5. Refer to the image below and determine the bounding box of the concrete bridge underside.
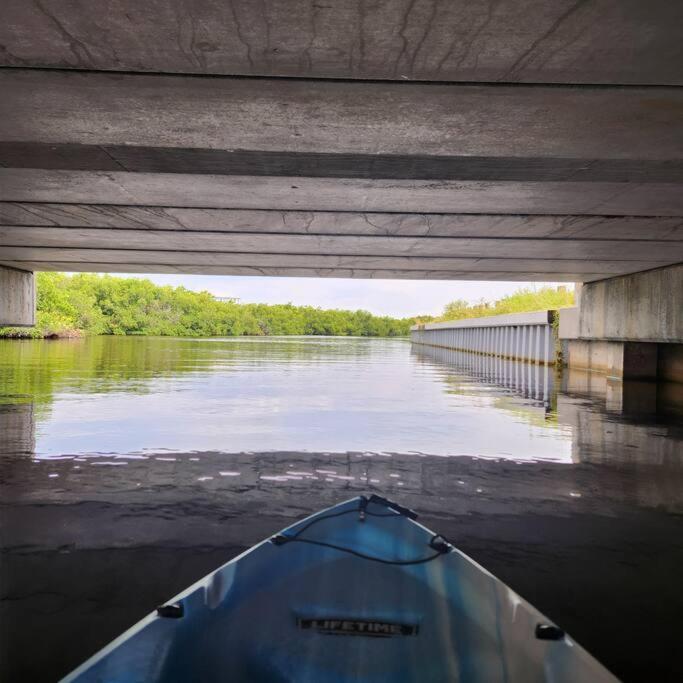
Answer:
[0,0,682,289]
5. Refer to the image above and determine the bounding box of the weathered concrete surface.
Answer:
[558,307,580,340]
[562,269,683,379]
[6,142,683,184]
[562,339,657,380]
[0,265,34,327]
[0,5,681,284]
[563,340,676,381]
[0,261,609,282]
[0,248,664,275]
[3,70,683,160]
[2,227,680,262]
[2,205,682,241]
[2,0,682,85]
[3,170,683,218]
[578,264,683,342]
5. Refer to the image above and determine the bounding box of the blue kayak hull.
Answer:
[62,496,618,682]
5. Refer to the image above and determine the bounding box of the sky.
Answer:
[116,274,571,318]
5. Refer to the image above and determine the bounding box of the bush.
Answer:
[439,286,575,322]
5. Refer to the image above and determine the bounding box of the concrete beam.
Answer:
[0,261,606,282]
[1,227,680,262]
[5,248,651,273]
[2,142,683,184]
[0,249,663,276]
[3,70,682,161]
[2,0,681,85]
[0,265,35,327]
[2,170,682,217]
[1,205,682,241]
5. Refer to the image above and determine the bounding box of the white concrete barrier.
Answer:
[411,310,556,365]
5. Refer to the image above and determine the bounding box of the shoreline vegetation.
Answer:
[434,286,574,322]
[0,273,574,340]
[0,273,414,339]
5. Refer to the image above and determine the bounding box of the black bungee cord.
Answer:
[270,495,453,565]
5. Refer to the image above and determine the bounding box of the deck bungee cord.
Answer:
[270,494,454,565]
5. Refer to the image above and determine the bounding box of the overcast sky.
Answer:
[116,274,571,318]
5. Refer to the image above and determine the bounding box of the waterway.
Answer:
[1,336,682,681]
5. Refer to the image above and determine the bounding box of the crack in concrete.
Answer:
[229,0,255,70]
[33,0,98,67]
[501,0,590,80]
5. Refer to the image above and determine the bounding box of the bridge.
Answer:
[0,0,681,371]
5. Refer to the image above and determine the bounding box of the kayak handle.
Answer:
[428,535,453,554]
[157,603,184,619]
[367,494,418,520]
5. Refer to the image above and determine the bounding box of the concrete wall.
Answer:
[413,310,553,331]
[411,310,556,364]
[659,345,683,384]
[0,265,35,326]
[578,264,682,342]
[558,307,579,340]
[562,340,659,380]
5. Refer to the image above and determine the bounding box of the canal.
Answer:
[1,336,682,682]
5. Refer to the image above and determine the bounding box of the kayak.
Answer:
[62,495,618,682]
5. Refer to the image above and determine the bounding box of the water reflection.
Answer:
[1,337,575,460]
[1,337,682,682]
[411,343,554,408]
[412,343,683,468]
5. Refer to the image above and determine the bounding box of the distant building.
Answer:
[213,295,240,303]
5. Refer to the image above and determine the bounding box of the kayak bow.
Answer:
[62,495,618,682]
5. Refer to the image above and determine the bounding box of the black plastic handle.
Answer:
[368,494,418,520]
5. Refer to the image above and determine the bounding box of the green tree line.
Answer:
[0,273,415,339]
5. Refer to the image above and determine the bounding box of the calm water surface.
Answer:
[1,336,682,681]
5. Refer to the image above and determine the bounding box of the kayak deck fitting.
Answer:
[62,495,618,682]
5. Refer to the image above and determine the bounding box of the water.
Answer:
[1,336,681,682]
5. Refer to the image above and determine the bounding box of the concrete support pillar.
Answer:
[560,264,682,381]
[0,265,35,326]
[658,345,683,383]
[564,340,659,380]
